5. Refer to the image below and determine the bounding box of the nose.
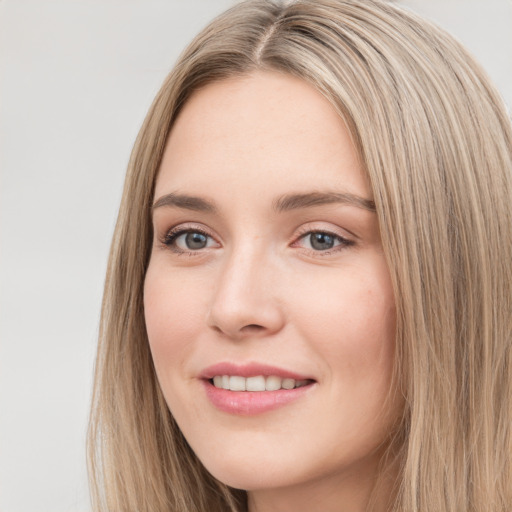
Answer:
[206,247,285,341]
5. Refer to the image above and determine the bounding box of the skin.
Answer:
[144,71,401,512]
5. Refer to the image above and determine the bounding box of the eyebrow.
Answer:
[152,193,217,213]
[272,191,376,213]
[152,191,376,214]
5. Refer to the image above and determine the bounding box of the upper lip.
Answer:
[199,362,315,381]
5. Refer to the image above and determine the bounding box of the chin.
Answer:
[211,470,273,491]
[209,469,299,492]
[197,449,297,491]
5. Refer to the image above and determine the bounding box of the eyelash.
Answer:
[162,226,214,255]
[161,225,355,256]
[293,227,355,255]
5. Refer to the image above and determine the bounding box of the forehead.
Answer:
[156,71,370,202]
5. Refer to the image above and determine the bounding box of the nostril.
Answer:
[241,324,264,332]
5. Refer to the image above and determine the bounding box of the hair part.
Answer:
[88,1,512,510]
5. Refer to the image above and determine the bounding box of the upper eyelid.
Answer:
[292,230,353,249]
[164,222,216,237]
[158,223,218,247]
[296,230,348,242]
[293,223,355,241]
[158,222,355,246]
[160,226,220,255]
[165,225,218,242]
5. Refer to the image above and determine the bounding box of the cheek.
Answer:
[143,264,206,375]
[293,260,396,385]
[295,271,398,448]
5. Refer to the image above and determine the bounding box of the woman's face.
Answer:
[145,71,400,508]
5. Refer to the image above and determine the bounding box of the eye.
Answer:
[163,228,218,253]
[296,230,354,252]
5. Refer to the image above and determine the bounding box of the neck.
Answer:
[247,452,399,512]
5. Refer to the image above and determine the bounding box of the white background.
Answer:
[1,1,510,511]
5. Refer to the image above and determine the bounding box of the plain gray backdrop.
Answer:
[1,1,510,511]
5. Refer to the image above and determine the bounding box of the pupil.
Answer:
[310,232,334,250]
[186,232,207,250]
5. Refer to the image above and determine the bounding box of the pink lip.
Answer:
[199,362,316,416]
[199,362,313,380]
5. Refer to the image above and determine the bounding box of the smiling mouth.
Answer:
[209,375,314,391]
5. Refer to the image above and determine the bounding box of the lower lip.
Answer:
[202,380,315,415]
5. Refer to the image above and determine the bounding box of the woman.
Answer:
[87,1,512,511]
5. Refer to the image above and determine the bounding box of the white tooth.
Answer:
[282,378,296,390]
[213,376,223,388]
[295,379,309,388]
[246,376,266,391]
[221,375,230,390]
[229,375,246,391]
[265,376,282,391]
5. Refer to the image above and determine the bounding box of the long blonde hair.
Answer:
[87,1,512,510]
